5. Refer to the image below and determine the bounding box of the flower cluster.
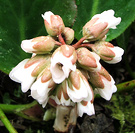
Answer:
[9,10,124,132]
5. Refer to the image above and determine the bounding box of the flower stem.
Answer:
[116,79,135,93]
[72,36,87,48]
[0,107,18,133]
[58,33,66,45]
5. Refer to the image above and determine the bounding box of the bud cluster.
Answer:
[9,10,124,132]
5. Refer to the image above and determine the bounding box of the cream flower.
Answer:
[67,69,94,103]
[94,76,117,100]
[50,45,77,84]
[9,59,39,92]
[77,101,95,117]
[92,9,121,29]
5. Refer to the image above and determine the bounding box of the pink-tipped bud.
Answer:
[21,36,56,54]
[42,11,65,36]
[77,48,101,71]
[83,10,121,41]
[91,41,124,64]
[63,27,74,44]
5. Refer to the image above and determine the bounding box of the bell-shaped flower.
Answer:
[67,69,94,103]
[9,55,51,93]
[83,9,121,41]
[89,66,117,100]
[77,47,101,71]
[42,11,65,36]
[50,45,77,84]
[31,64,56,108]
[21,36,56,54]
[77,100,95,117]
[91,41,124,64]
[51,80,73,106]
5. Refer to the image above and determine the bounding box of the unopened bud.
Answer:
[63,27,74,44]
[21,36,56,54]
[42,11,65,36]
[77,48,101,71]
[91,41,124,64]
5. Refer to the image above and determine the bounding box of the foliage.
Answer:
[0,0,135,73]
[106,91,135,132]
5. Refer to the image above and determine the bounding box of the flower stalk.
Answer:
[0,108,18,133]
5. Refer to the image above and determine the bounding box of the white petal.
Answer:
[67,78,89,103]
[9,59,38,92]
[31,77,51,97]
[105,47,124,64]
[94,76,117,100]
[92,9,121,29]
[77,102,95,117]
[21,39,36,53]
[51,51,76,84]
[41,11,54,24]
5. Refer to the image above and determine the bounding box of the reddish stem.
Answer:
[58,33,66,45]
[72,36,87,49]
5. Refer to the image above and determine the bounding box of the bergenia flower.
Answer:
[91,41,124,64]
[67,69,94,103]
[77,101,95,117]
[92,9,121,29]
[42,11,65,36]
[9,55,51,93]
[51,80,72,106]
[31,65,56,108]
[83,9,121,40]
[77,47,101,71]
[9,59,39,93]
[21,36,56,54]
[89,66,117,100]
[50,45,77,84]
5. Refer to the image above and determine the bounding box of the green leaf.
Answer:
[0,0,77,74]
[73,0,135,41]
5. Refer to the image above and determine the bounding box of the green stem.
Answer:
[0,101,42,121]
[0,108,18,133]
[116,79,135,93]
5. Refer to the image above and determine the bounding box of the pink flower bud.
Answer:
[91,41,124,64]
[42,11,65,36]
[77,47,101,71]
[89,66,117,100]
[63,27,74,44]
[83,10,121,41]
[50,45,77,84]
[21,36,56,54]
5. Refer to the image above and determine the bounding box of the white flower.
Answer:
[50,46,77,84]
[94,76,117,100]
[105,46,124,64]
[77,101,95,117]
[9,59,39,93]
[30,76,53,108]
[67,70,94,103]
[92,9,121,29]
